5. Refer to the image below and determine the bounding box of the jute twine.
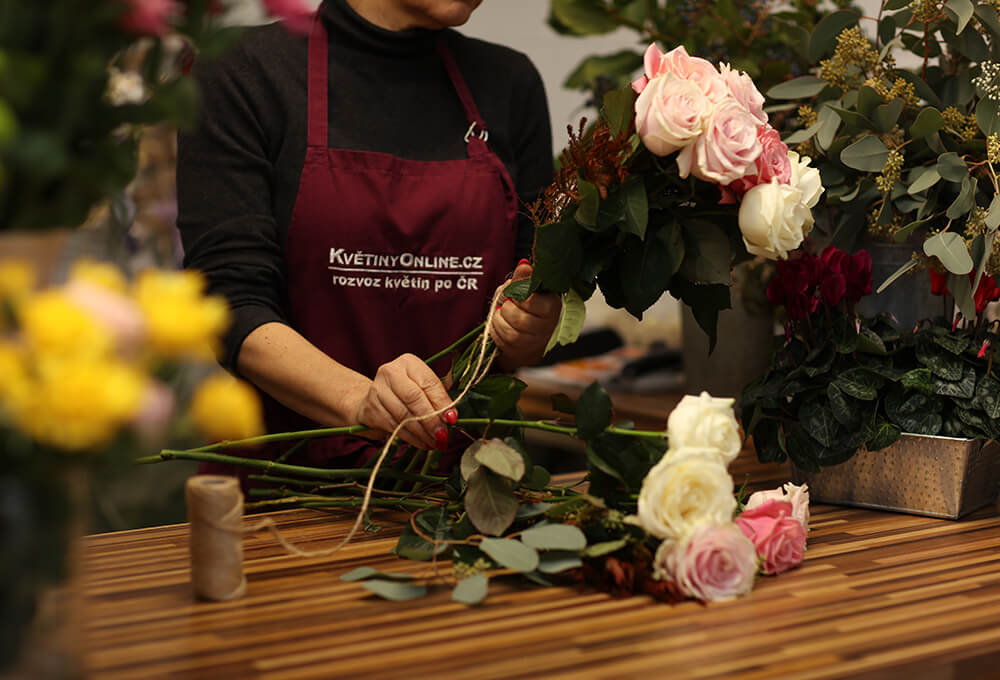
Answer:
[186,289,504,600]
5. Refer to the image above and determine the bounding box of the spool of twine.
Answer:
[186,475,247,601]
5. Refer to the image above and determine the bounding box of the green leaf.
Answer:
[917,340,965,379]
[473,438,526,482]
[537,552,584,574]
[946,176,977,219]
[393,525,447,561]
[602,87,638,138]
[834,368,883,400]
[583,538,628,557]
[550,393,576,414]
[362,580,428,601]
[827,383,862,429]
[809,10,862,61]
[520,524,587,551]
[460,444,481,481]
[884,0,911,9]
[866,420,902,450]
[550,0,618,34]
[503,279,532,302]
[841,135,889,172]
[465,468,519,536]
[678,220,732,285]
[534,218,584,293]
[516,502,552,519]
[925,231,974,274]
[478,538,540,572]
[622,174,648,239]
[584,442,626,483]
[341,567,415,582]
[873,98,904,133]
[857,86,883,118]
[565,52,643,90]
[944,0,974,32]
[576,179,601,229]
[976,376,1000,419]
[931,330,971,355]
[799,400,838,447]
[975,3,1000,42]
[576,381,613,441]
[816,101,843,150]
[545,288,587,354]
[830,106,875,130]
[783,121,822,145]
[522,465,551,491]
[473,375,528,420]
[907,166,941,195]
[937,152,968,182]
[895,70,943,109]
[670,280,731,353]
[766,76,827,100]
[875,256,919,293]
[452,573,489,604]
[909,107,944,139]
[986,195,1000,230]
[949,271,976,319]
[933,364,977,399]
[617,228,679,317]
[902,368,935,394]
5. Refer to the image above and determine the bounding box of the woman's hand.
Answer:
[349,353,455,450]
[491,260,561,371]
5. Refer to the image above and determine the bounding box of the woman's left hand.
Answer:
[490,260,561,371]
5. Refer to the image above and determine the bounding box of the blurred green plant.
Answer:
[548,0,851,119]
[766,0,1000,319]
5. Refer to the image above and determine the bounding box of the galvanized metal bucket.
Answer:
[792,434,1000,519]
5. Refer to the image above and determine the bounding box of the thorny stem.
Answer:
[423,323,486,366]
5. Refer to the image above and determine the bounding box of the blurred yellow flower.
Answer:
[190,374,264,443]
[18,291,113,359]
[0,259,36,302]
[0,341,31,418]
[70,258,128,294]
[23,357,146,452]
[134,270,229,359]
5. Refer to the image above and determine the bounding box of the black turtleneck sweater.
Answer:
[177,0,553,370]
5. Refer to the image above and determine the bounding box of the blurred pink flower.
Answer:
[736,499,807,574]
[133,381,175,444]
[654,524,758,602]
[262,0,316,35]
[119,0,181,37]
[63,279,146,353]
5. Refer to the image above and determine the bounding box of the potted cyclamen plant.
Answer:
[742,245,1000,519]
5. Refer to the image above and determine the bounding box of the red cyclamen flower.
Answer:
[119,0,181,36]
[974,275,1000,315]
[929,269,950,296]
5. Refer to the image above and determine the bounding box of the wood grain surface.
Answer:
[83,445,1000,680]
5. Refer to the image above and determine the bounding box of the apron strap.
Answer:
[435,39,490,155]
[307,17,329,148]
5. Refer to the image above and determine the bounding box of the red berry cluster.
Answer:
[766,246,872,321]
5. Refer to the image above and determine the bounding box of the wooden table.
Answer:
[83,444,1000,680]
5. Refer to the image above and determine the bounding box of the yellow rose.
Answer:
[190,374,264,443]
[0,259,36,302]
[134,270,229,359]
[18,291,113,359]
[70,258,128,294]
[25,357,145,452]
[635,448,737,541]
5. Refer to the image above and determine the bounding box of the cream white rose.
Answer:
[636,449,737,541]
[635,73,713,157]
[666,392,742,465]
[738,180,811,260]
[788,151,823,208]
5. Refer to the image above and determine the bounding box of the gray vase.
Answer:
[857,241,952,328]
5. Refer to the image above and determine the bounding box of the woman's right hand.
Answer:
[350,353,455,450]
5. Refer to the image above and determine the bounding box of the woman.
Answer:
[177,0,558,466]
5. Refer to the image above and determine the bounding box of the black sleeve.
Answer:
[510,56,553,263]
[176,39,289,371]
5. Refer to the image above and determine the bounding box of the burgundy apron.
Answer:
[252,18,518,471]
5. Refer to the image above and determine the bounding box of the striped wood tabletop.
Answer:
[82,446,1000,680]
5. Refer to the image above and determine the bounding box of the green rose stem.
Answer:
[245,496,454,512]
[423,322,485,366]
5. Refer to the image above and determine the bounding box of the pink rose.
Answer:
[635,74,713,157]
[744,482,810,531]
[133,381,175,444]
[735,500,807,575]
[634,44,728,102]
[720,64,767,125]
[119,0,181,37]
[754,127,791,184]
[677,99,762,185]
[654,524,758,602]
[262,0,316,35]
[63,279,146,353]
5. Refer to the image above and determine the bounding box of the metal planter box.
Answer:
[792,434,1000,519]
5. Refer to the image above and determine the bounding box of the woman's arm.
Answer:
[238,323,453,450]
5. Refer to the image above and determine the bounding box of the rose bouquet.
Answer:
[0,257,264,669]
[514,43,824,354]
[741,244,1000,472]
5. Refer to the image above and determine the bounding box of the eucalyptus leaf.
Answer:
[341,567,415,582]
[809,10,862,61]
[520,524,587,551]
[986,195,1000,230]
[924,231,974,274]
[816,101,843,150]
[473,438,526,482]
[583,538,628,557]
[873,98,904,133]
[946,176,977,219]
[944,0,974,33]
[537,552,584,574]
[909,107,944,138]
[465,467,518,536]
[907,166,940,195]
[516,502,552,520]
[949,271,976,319]
[937,152,968,182]
[841,136,889,172]
[767,76,826,100]
[452,573,489,605]
[875,256,918,295]
[478,538,540,572]
[460,443,482,481]
[362,580,428,601]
